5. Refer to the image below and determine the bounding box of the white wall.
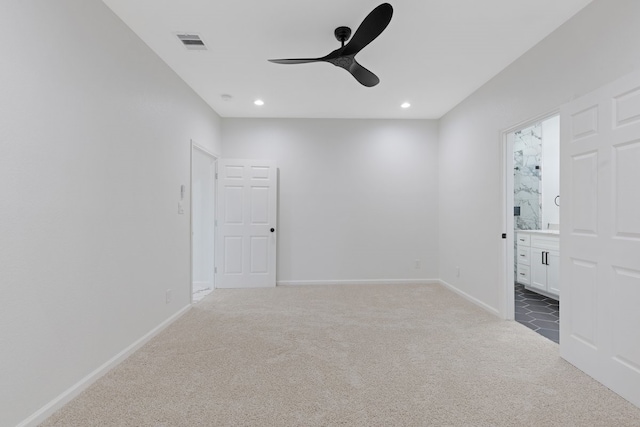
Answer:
[542,116,560,228]
[0,1,222,426]
[438,0,640,311]
[222,119,439,284]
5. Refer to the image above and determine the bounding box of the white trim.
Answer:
[190,141,194,303]
[438,279,501,317]
[500,130,515,320]
[502,109,560,135]
[17,304,192,427]
[190,140,218,303]
[191,142,220,159]
[499,110,560,320]
[277,279,439,286]
[192,281,213,292]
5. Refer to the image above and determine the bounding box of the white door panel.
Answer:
[216,159,277,288]
[560,70,640,408]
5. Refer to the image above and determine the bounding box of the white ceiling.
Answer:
[101,0,593,119]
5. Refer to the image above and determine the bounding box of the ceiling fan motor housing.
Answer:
[327,55,355,70]
[334,26,352,45]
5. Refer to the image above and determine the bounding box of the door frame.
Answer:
[499,109,559,320]
[190,141,219,303]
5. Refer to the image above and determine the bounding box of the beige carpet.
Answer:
[42,284,640,426]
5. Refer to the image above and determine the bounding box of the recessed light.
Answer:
[254,99,264,106]
[401,102,411,109]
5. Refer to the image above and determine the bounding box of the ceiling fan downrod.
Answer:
[334,26,352,47]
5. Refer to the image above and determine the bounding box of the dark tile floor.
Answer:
[515,283,560,344]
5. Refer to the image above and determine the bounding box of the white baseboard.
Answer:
[18,304,192,427]
[437,279,500,317]
[277,279,500,318]
[20,280,497,426]
[192,281,212,293]
[277,279,439,286]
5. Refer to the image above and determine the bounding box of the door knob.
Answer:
[270,228,275,233]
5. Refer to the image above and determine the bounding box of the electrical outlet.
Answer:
[414,260,421,269]
[178,202,185,214]
[166,289,172,304]
[456,266,460,277]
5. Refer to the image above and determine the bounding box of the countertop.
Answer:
[516,229,559,235]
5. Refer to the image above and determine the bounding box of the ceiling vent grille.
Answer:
[177,33,207,51]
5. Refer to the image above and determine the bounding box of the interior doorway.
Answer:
[502,114,560,343]
[191,143,217,303]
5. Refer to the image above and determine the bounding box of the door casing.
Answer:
[500,111,559,320]
[190,141,218,302]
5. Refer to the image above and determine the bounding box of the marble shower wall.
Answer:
[514,123,542,230]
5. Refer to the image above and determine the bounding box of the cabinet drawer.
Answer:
[517,264,530,285]
[516,233,531,246]
[531,235,559,251]
[517,246,531,265]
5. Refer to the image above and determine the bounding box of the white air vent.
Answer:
[176,33,207,51]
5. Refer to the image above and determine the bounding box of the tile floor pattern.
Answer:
[515,283,559,344]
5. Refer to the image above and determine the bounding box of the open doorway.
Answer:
[191,143,217,303]
[503,115,560,343]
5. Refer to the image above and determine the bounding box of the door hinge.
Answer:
[215,172,218,179]
[214,267,217,274]
[214,219,218,227]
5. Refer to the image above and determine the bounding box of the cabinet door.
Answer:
[546,250,560,296]
[530,247,547,291]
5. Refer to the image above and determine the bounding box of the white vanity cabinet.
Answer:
[516,233,531,285]
[531,248,559,295]
[516,231,559,299]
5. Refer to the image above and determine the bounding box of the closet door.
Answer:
[560,69,640,408]
[216,159,278,288]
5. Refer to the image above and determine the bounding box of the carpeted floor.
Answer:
[42,284,640,426]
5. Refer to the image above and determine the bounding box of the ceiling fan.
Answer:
[268,3,393,87]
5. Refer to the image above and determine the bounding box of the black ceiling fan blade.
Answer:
[342,3,393,57]
[268,58,324,64]
[348,60,380,87]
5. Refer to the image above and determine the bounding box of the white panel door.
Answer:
[216,159,277,288]
[560,70,640,408]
